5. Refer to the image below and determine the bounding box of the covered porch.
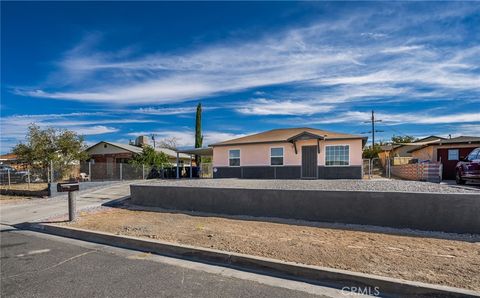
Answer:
[176,147,213,179]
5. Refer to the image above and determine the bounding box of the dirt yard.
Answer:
[62,207,480,291]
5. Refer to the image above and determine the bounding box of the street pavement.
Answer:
[0,226,345,298]
[0,182,356,298]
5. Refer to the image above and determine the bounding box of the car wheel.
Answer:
[456,171,466,185]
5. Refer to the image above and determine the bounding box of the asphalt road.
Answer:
[0,226,347,298]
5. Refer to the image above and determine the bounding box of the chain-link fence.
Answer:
[1,160,211,194]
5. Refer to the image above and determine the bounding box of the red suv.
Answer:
[456,147,480,184]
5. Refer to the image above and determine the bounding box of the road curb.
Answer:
[21,222,480,298]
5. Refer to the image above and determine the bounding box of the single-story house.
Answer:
[0,153,22,169]
[210,127,367,179]
[378,136,445,166]
[85,141,192,179]
[407,136,480,180]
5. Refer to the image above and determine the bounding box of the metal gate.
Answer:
[301,145,318,179]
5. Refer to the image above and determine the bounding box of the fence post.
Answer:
[50,160,54,183]
[120,163,123,180]
[27,169,31,189]
[88,161,92,180]
[7,168,11,188]
[369,159,372,178]
[387,158,391,179]
[142,164,145,180]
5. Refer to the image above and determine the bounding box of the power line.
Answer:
[361,110,383,147]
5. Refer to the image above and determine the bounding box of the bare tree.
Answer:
[158,137,179,150]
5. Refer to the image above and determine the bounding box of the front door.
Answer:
[301,145,318,179]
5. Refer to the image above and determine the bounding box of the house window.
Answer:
[448,149,459,160]
[270,147,284,166]
[325,145,349,166]
[229,149,240,166]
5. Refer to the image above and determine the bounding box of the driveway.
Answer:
[0,181,135,225]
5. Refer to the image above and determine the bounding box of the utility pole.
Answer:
[361,110,384,148]
[151,134,156,148]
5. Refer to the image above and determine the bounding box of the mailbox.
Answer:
[57,182,80,192]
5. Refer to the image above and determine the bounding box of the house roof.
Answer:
[380,136,446,152]
[407,136,480,153]
[436,136,480,144]
[86,141,190,159]
[178,147,213,156]
[155,147,190,159]
[0,153,18,161]
[210,127,367,146]
[86,141,144,154]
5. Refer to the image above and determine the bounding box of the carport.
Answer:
[175,147,213,179]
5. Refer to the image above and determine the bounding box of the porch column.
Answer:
[176,152,180,179]
[189,154,193,178]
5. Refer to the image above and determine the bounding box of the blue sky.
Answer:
[1,2,479,153]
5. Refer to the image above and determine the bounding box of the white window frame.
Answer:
[228,149,241,167]
[324,144,350,167]
[270,146,284,166]
[448,149,459,161]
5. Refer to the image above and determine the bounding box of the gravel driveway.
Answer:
[138,178,480,194]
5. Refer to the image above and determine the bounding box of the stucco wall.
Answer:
[131,185,480,234]
[412,144,479,162]
[213,139,363,167]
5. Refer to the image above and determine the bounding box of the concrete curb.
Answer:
[20,222,479,298]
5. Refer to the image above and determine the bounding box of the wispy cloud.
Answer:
[126,130,249,147]
[237,98,334,116]
[307,111,480,125]
[0,112,150,150]
[13,3,479,105]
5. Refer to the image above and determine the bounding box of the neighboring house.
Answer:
[85,141,192,179]
[0,153,20,169]
[407,136,480,180]
[210,127,367,179]
[378,136,445,166]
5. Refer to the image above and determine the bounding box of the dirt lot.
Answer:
[63,206,480,291]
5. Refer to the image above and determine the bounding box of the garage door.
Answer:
[437,148,476,180]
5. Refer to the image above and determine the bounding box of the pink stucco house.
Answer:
[211,127,367,179]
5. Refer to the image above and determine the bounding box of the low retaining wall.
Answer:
[131,185,480,234]
[391,163,442,183]
[0,188,48,197]
[213,166,362,179]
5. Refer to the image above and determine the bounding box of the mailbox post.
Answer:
[57,182,80,221]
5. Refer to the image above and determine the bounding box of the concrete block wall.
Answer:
[391,163,442,183]
[131,185,480,234]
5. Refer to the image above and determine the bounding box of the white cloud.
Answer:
[14,6,479,105]
[134,107,197,115]
[0,112,150,152]
[237,98,334,115]
[380,45,424,54]
[126,130,249,147]
[452,124,480,136]
[308,111,480,125]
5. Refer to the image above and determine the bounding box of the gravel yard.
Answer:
[138,178,480,194]
[63,206,480,291]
